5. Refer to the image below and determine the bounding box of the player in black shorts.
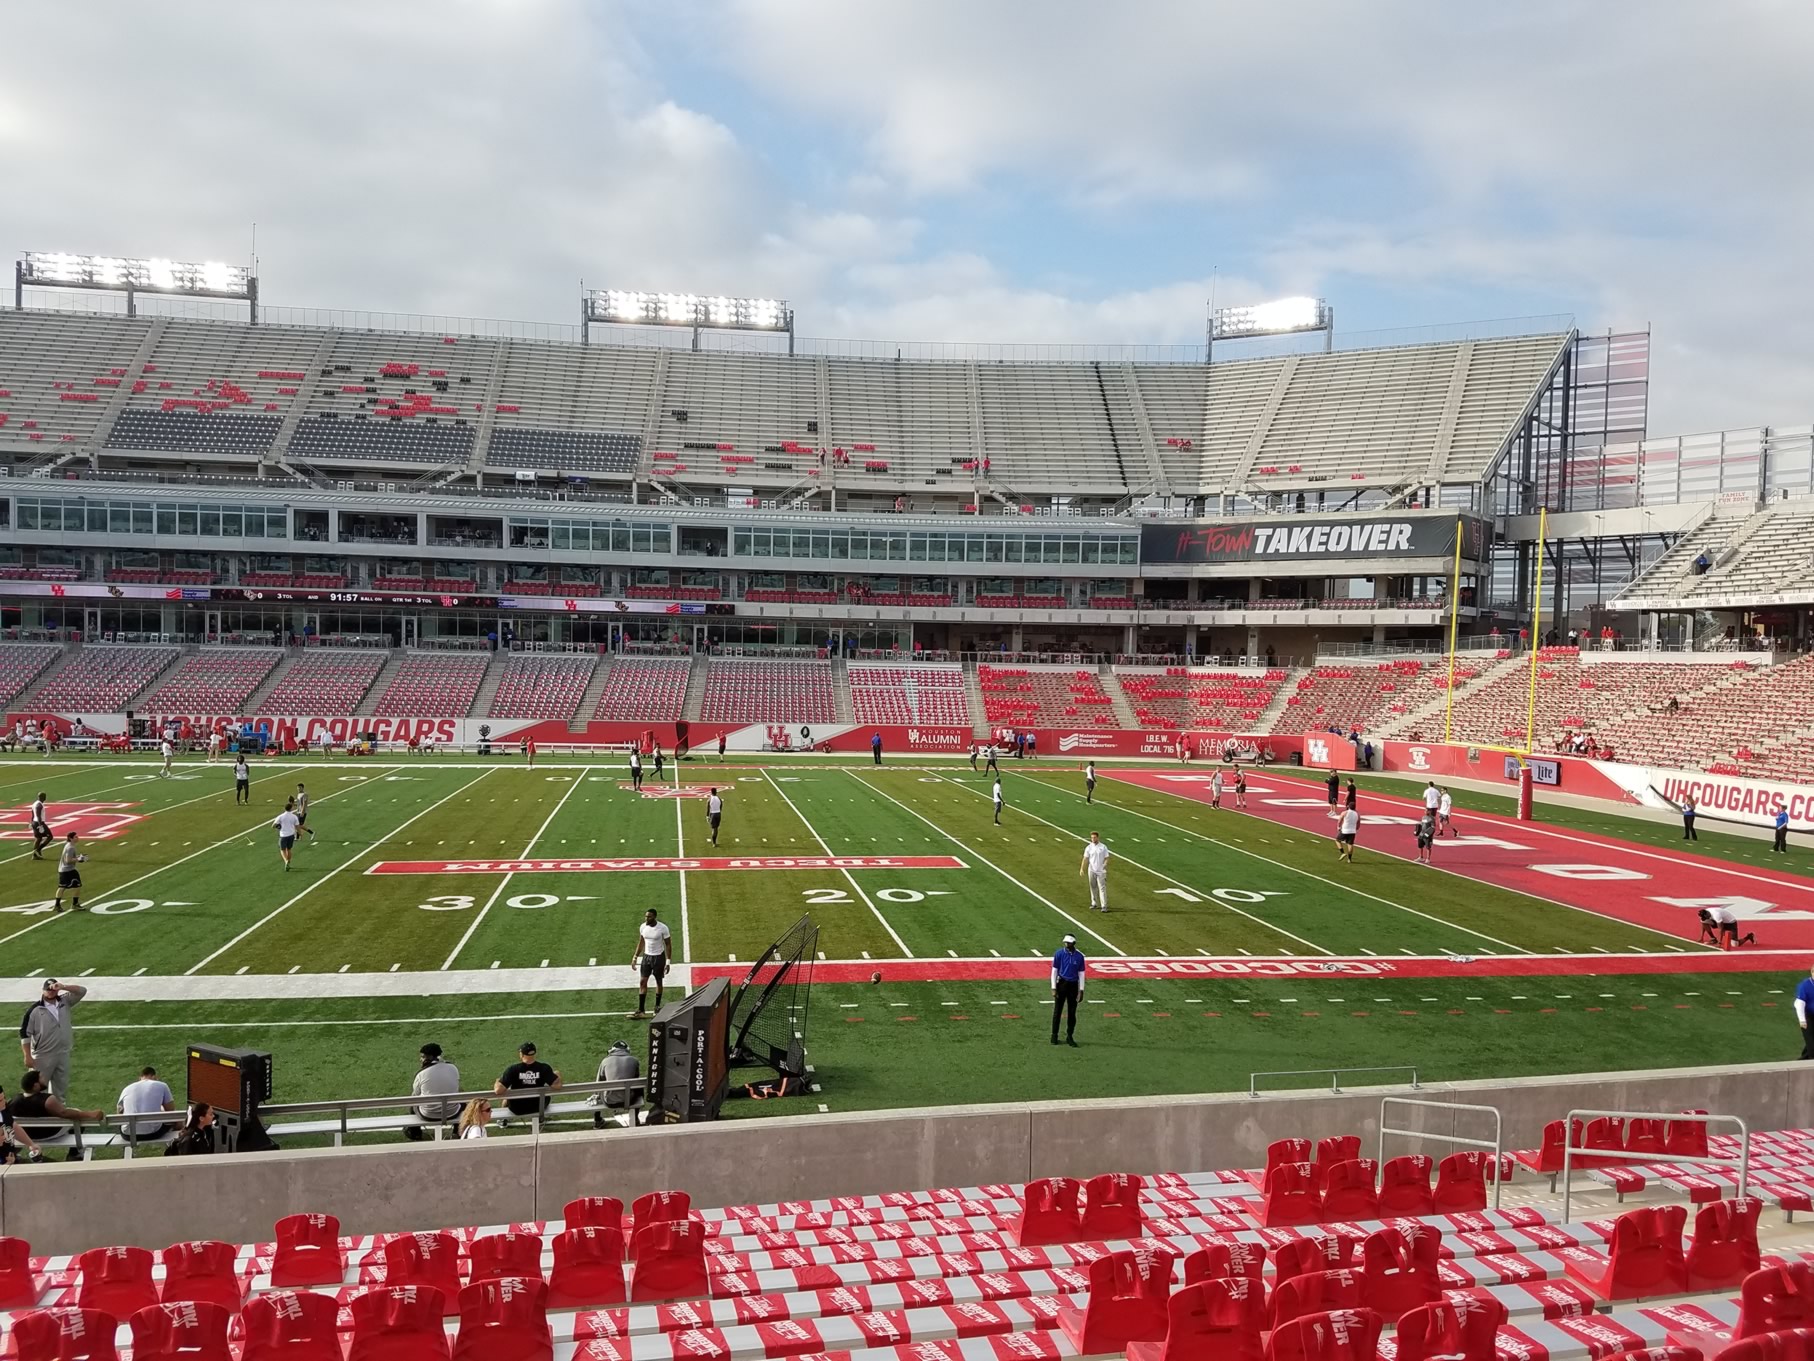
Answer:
[53,834,87,913]
[705,788,723,846]
[30,793,52,860]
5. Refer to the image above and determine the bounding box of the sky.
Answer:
[1,0,1809,438]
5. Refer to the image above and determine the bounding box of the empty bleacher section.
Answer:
[141,648,282,712]
[287,332,501,466]
[699,659,836,724]
[487,653,596,720]
[105,320,331,458]
[1116,666,1289,729]
[30,645,176,712]
[483,341,658,477]
[369,654,490,717]
[1591,654,1814,776]
[592,657,689,721]
[978,665,1121,728]
[261,651,387,715]
[975,364,1135,493]
[0,644,63,707]
[1128,364,1208,489]
[650,351,821,487]
[848,663,972,726]
[1284,660,1429,734]
[825,358,975,485]
[0,311,154,457]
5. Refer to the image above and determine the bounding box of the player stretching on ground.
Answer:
[706,787,723,846]
[1080,831,1110,913]
[30,793,52,860]
[273,800,300,871]
[52,834,86,912]
[632,908,671,1016]
[233,755,250,805]
[160,738,174,778]
[1438,786,1456,836]
[294,783,316,843]
[992,777,1005,825]
[1234,768,1248,809]
[1084,760,1097,803]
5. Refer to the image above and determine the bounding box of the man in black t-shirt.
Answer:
[493,1042,562,1118]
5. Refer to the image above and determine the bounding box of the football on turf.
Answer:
[870,970,881,984]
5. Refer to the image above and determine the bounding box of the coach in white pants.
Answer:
[1080,831,1110,912]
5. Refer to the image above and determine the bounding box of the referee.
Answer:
[1051,934,1085,1047]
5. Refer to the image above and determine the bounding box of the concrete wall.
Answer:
[7,1060,1809,1256]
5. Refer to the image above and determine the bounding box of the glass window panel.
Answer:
[1003,536,1022,563]
[848,532,868,560]
[926,534,946,562]
[632,527,653,553]
[267,510,288,538]
[733,529,751,555]
[177,508,198,535]
[909,533,928,562]
[128,504,151,534]
[109,504,131,534]
[812,532,830,559]
[966,535,984,562]
[792,531,812,557]
[199,508,220,536]
[552,524,573,550]
[17,501,38,531]
[156,507,177,535]
[829,532,848,557]
[653,528,670,553]
[751,530,770,556]
[243,511,265,539]
[1080,536,1099,564]
[1061,536,1080,564]
[220,508,242,536]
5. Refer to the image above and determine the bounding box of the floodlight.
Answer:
[1209,295,1332,341]
[19,251,253,300]
[584,288,792,332]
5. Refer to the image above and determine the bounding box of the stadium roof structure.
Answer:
[0,307,1572,506]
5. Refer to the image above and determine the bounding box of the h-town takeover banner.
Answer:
[1140,514,1490,566]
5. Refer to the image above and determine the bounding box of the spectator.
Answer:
[591,1041,644,1129]
[405,1043,462,1141]
[457,1098,493,1140]
[165,1103,217,1157]
[0,1083,43,1164]
[495,1042,561,1119]
[9,1069,101,1154]
[117,1065,177,1139]
[19,979,86,1098]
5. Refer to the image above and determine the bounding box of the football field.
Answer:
[0,751,1806,1133]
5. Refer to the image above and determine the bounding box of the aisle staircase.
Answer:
[681,654,711,723]
[572,654,616,730]
[353,651,406,717]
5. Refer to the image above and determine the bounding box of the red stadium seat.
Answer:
[76,1245,159,1320]
[1261,1162,1322,1227]
[1273,1234,1357,1284]
[12,1309,121,1361]
[1377,1155,1435,1216]
[630,1190,691,1231]
[628,1219,708,1302]
[1392,1295,1508,1361]
[240,1290,344,1361]
[1054,1245,1175,1353]
[1266,1308,1383,1361]
[130,1302,233,1361]
[1320,1160,1379,1222]
[1741,1263,1814,1339]
[1689,1198,1763,1291]
[1717,1335,1814,1361]
[271,1215,345,1288]
[0,1235,41,1308]
[1360,1224,1440,1317]
[1670,1111,1712,1158]
[1126,1277,1266,1361]
[453,1278,551,1361]
[1626,1117,1668,1158]
[1012,1177,1085,1246]
[1182,1240,1265,1284]
[1515,1119,1583,1185]
[1564,1204,1689,1301]
[1269,1269,1363,1331]
[546,1228,626,1308]
[1601,1348,1705,1361]
[347,1285,451,1361]
[1432,1152,1490,1213]
[381,1233,463,1314]
[1311,1136,1361,1189]
[469,1233,544,1285]
[563,1197,624,1232]
[1080,1173,1145,1238]
[157,1242,242,1312]
[1264,1138,1313,1177]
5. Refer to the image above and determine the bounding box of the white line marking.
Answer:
[771,770,912,957]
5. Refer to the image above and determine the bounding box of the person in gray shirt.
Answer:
[404,1042,462,1140]
[591,1041,643,1128]
[19,980,85,1098]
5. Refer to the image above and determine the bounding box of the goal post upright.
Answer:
[1524,506,1548,759]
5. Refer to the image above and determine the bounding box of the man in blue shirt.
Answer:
[1796,966,1814,1059]
[1775,804,1791,854]
[1051,934,1086,1048]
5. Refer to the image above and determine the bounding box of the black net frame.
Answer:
[727,913,817,1079]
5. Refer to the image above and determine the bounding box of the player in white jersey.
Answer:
[30,793,53,860]
[160,739,174,778]
[1210,770,1223,809]
[705,788,724,846]
[1337,806,1361,863]
[1422,781,1440,815]
[294,783,317,843]
[1084,761,1097,804]
[1079,831,1111,912]
[1437,788,1456,836]
[992,778,1005,825]
[53,834,88,912]
[632,909,672,1016]
[233,755,250,805]
[1234,768,1248,809]
[272,799,301,871]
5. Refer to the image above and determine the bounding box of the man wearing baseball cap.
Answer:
[19,979,86,1098]
[404,1042,462,1140]
[494,1041,561,1120]
[1051,935,1086,1048]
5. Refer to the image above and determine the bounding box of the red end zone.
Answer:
[366,855,966,874]
[1108,769,1814,948]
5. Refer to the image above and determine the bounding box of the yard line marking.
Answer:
[850,772,1121,955]
[0,774,387,953]
[440,767,588,971]
[940,775,1332,956]
[672,763,692,962]
[771,772,912,957]
[185,770,496,976]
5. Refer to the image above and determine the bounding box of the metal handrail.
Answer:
[1560,1108,1748,1223]
[1379,1098,1504,1211]
[1248,1066,1419,1098]
[256,1078,648,1145]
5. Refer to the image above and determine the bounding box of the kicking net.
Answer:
[728,913,817,1080]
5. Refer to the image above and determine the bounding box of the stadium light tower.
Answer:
[583,288,795,354]
[1207,295,1333,362]
[16,252,258,321]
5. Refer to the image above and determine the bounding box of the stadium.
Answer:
[4,7,1814,1357]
